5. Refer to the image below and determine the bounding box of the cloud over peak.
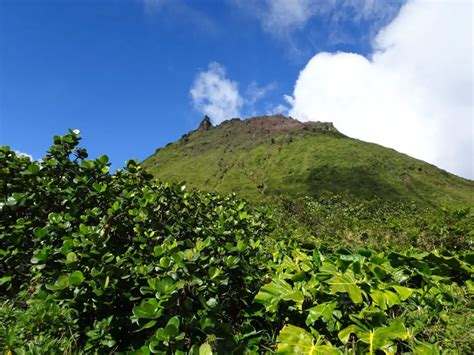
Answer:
[190,63,243,124]
[190,63,276,124]
[287,0,473,178]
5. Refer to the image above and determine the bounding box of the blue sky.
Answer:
[1,0,472,178]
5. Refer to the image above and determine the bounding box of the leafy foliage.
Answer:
[277,195,474,252]
[0,298,79,353]
[0,131,271,353]
[1,130,473,353]
[254,242,473,353]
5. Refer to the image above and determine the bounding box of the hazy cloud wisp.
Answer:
[233,0,402,39]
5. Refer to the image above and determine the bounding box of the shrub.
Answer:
[0,130,272,352]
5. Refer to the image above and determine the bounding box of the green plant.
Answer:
[275,195,473,252]
[0,298,79,354]
[143,116,474,209]
[253,242,473,353]
[0,131,272,352]
[1,130,472,353]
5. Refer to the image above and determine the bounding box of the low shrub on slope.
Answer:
[0,131,472,353]
[275,195,473,252]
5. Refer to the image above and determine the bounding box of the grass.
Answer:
[142,116,474,209]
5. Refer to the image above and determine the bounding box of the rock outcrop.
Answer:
[197,115,213,131]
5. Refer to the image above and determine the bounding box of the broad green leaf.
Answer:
[206,297,217,308]
[166,316,180,329]
[411,260,431,275]
[66,252,78,264]
[390,285,414,301]
[282,290,304,309]
[370,290,401,310]
[155,323,178,340]
[199,317,214,331]
[276,324,339,354]
[69,271,84,286]
[155,277,177,295]
[133,298,162,319]
[47,275,69,290]
[26,163,40,175]
[237,240,247,252]
[355,320,407,355]
[306,301,337,326]
[208,267,221,279]
[97,155,109,164]
[33,227,47,238]
[159,256,171,268]
[327,272,363,304]
[199,342,212,355]
[0,276,12,285]
[31,247,50,264]
[411,341,440,354]
[153,246,164,257]
[369,264,388,280]
[136,320,157,332]
[255,279,303,312]
[148,340,160,354]
[338,324,359,344]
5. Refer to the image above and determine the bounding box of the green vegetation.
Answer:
[274,195,473,252]
[256,242,473,354]
[1,129,473,353]
[142,116,474,209]
[0,131,271,353]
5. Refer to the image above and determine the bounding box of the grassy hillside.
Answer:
[143,115,474,209]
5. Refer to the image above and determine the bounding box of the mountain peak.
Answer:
[143,113,473,208]
[197,115,213,131]
[195,114,338,135]
[219,114,338,134]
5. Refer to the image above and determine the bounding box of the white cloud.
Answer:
[287,0,473,179]
[231,0,317,39]
[267,103,290,116]
[190,63,243,123]
[233,0,402,38]
[260,0,315,36]
[190,63,276,124]
[335,0,401,22]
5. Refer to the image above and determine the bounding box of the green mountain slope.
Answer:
[142,115,474,208]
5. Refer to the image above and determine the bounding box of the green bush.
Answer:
[0,130,272,352]
[253,241,473,353]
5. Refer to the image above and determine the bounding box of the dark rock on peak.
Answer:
[227,114,339,134]
[195,114,337,134]
[197,115,213,131]
[221,117,241,125]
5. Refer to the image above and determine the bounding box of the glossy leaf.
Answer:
[276,325,339,355]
